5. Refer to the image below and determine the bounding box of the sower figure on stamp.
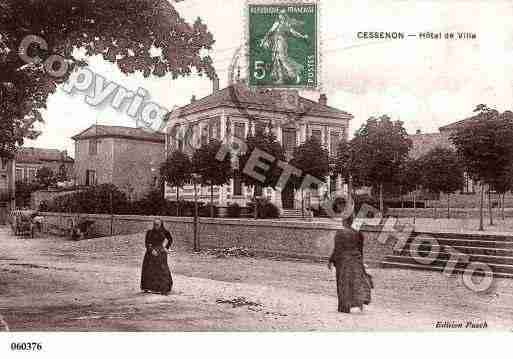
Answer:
[141,219,173,295]
[259,9,309,84]
[328,211,373,313]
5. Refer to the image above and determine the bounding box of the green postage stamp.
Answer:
[246,0,320,89]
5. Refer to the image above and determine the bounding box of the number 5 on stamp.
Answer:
[247,0,319,89]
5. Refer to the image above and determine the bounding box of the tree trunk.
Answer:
[301,189,305,218]
[379,183,384,213]
[413,186,417,225]
[447,193,450,219]
[479,184,484,231]
[502,193,505,220]
[400,185,404,209]
[347,176,353,221]
[176,187,180,217]
[488,185,493,226]
[253,186,258,219]
[210,184,214,218]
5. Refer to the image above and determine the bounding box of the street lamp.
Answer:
[192,173,200,252]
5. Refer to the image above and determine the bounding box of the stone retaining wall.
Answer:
[388,207,513,219]
[38,212,395,266]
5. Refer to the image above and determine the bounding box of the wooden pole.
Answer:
[479,184,484,231]
[193,178,199,251]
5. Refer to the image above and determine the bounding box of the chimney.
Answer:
[191,95,197,103]
[213,76,220,93]
[319,93,327,106]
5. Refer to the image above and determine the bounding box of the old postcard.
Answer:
[1,0,512,357]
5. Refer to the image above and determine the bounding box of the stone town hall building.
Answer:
[164,80,352,211]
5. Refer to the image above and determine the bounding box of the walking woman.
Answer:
[141,219,173,295]
[328,215,373,313]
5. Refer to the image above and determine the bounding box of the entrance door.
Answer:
[281,184,295,209]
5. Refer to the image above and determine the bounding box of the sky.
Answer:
[26,0,513,157]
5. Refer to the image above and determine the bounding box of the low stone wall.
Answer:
[31,189,80,210]
[388,207,513,219]
[38,212,395,266]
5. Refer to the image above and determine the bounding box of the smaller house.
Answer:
[72,125,166,201]
[407,115,511,207]
[15,147,74,183]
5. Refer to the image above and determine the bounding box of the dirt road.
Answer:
[1,226,512,331]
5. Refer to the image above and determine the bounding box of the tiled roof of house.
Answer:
[172,83,352,120]
[439,114,479,132]
[72,125,165,143]
[408,132,453,159]
[15,147,74,164]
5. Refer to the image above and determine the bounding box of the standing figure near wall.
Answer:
[328,215,373,313]
[141,219,173,295]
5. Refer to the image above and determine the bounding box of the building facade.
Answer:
[14,147,74,183]
[72,125,166,201]
[164,82,353,210]
[408,116,511,208]
[0,156,15,224]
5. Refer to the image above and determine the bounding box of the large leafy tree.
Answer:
[239,125,285,217]
[450,105,513,229]
[192,140,232,217]
[350,115,412,212]
[396,158,422,208]
[0,0,216,157]
[419,147,464,219]
[489,165,513,220]
[290,137,330,215]
[160,150,192,216]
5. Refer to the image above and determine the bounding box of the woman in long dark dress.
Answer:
[141,219,173,295]
[328,216,372,313]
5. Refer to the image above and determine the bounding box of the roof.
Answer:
[15,147,74,164]
[408,132,453,159]
[439,114,479,132]
[72,125,165,143]
[171,82,352,120]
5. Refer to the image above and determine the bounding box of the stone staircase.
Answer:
[280,209,304,219]
[381,231,513,279]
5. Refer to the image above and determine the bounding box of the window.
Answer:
[89,139,98,155]
[201,125,209,145]
[330,175,337,194]
[86,170,96,186]
[462,172,475,194]
[255,183,263,197]
[255,123,266,135]
[234,122,245,140]
[209,117,221,140]
[15,168,23,181]
[282,129,296,152]
[0,158,7,170]
[311,129,322,143]
[330,131,340,155]
[28,168,37,182]
[233,171,242,196]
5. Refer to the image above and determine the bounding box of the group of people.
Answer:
[140,215,373,313]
